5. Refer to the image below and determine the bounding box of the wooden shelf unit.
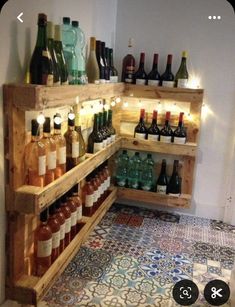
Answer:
[3,82,204,306]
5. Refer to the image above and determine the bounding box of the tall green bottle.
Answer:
[54,25,68,84]
[87,114,103,153]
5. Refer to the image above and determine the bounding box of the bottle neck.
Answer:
[43,131,51,138]
[68,125,75,131]
[54,128,61,135]
[160,163,166,174]
[180,57,187,69]
[139,53,145,69]
[36,24,47,48]
[32,135,41,142]
[93,116,99,132]
[152,54,158,70]
[172,162,179,175]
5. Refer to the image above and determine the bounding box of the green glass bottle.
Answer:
[47,21,61,85]
[107,110,116,142]
[115,150,129,187]
[167,160,181,196]
[103,110,111,145]
[175,51,189,88]
[128,152,142,189]
[156,159,168,194]
[99,112,107,148]
[54,25,68,84]
[30,13,54,85]
[140,153,154,191]
[87,114,103,153]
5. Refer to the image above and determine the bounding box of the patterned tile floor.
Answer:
[43,204,235,306]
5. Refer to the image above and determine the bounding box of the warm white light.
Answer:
[171,102,177,113]
[123,101,129,108]
[188,75,201,89]
[37,113,45,125]
[75,96,79,104]
[201,103,213,121]
[68,112,75,120]
[187,113,194,122]
[80,106,86,116]
[111,100,116,107]
[115,97,121,103]
[54,114,62,125]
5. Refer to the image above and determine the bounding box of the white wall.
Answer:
[115,0,235,220]
[0,0,117,303]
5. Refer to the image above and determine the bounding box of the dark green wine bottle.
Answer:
[54,25,68,84]
[30,13,54,85]
[99,112,107,148]
[107,110,116,142]
[156,159,168,194]
[103,110,111,145]
[166,160,181,195]
[87,114,103,153]
[175,51,189,88]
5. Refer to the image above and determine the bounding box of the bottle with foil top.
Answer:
[175,51,189,88]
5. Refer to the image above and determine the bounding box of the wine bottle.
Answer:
[101,42,109,81]
[159,111,173,143]
[96,40,106,83]
[82,180,94,217]
[107,110,116,142]
[161,54,174,87]
[103,110,111,145]
[98,112,108,148]
[47,21,61,85]
[30,13,54,85]
[70,184,83,232]
[175,51,189,88]
[156,159,168,194]
[54,25,69,84]
[134,52,147,85]
[121,38,135,83]
[53,113,66,178]
[105,47,111,82]
[147,53,160,86]
[60,195,71,247]
[65,192,77,241]
[54,199,65,253]
[147,110,160,141]
[48,204,60,263]
[134,109,147,140]
[87,114,103,153]
[86,37,99,83]
[167,160,181,196]
[75,125,86,163]
[108,48,118,83]
[173,112,187,144]
[91,177,99,211]
[25,119,46,187]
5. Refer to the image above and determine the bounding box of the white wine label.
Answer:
[99,79,106,84]
[62,80,69,85]
[168,193,180,197]
[37,238,52,258]
[107,176,111,188]
[111,134,116,142]
[48,151,56,170]
[72,142,79,158]
[77,206,82,221]
[94,142,103,153]
[85,194,93,207]
[60,223,65,240]
[52,230,60,249]
[78,155,86,163]
[100,183,104,195]
[174,137,186,144]
[47,74,54,86]
[71,211,77,227]
[142,185,152,191]
[38,155,46,176]
[135,133,146,140]
[157,185,167,194]
[110,76,118,83]
[162,81,174,88]
[136,79,146,85]
[65,217,71,233]
[148,134,159,141]
[93,190,98,203]
[177,79,188,88]
[117,179,126,186]
[148,80,160,86]
[130,181,138,189]
[42,50,51,59]
[59,147,66,164]
[98,186,102,198]
[103,139,107,148]
[125,78,133,83]
[103,179,108,192]
[160,136,172,143]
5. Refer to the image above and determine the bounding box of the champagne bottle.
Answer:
[87,114,103,153]
[175,51,189,88]
[156,159,168,194]
[147,110,160,141]
[167,160,181,196]
[134,52,147,85]
[159,111,173,143]
[86,37,99,83]
[134,109,147,140]
[121,38,135,83]
[173,112,187,144]
[108,48,118,83]
[30,13,54,85]
[107,110,116,142]
[147,53,160,86]
[96,40,106,83]
[161,54,174,87]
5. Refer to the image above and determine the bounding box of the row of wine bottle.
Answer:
[134,110,187,144]
[115,150,181,195]
[36,163,111,276]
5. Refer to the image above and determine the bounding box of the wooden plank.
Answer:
[4,83,125,110]
[181,157,195,194]
[12,187,117,305]
[117,187,191,208]
[14,138,121,214]
[121,136,197,157]
[124,84,204,103]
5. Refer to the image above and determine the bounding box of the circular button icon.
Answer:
[204,279,230,306]
[172,279,199,306]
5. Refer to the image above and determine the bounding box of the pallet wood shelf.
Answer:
[9,187,117,305]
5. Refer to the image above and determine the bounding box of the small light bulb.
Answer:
[68,112,75,120]
[37,113,45,125]
[75,96,79,104]
[115,97,121,103]
[124,101,129,108]
[111,100,116,107]
[54,114,62,125]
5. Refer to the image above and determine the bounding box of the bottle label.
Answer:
[142,184,152,191]
[136,79,146,85]
[135,133,146,140]
[60,223,65,240]
[168,193,180,197]
[65,217,71,234]
[157,185,167,194]
[117,178,126,187]
[125,78,133,83]
[160,136,172,143]
[93,189,98,203]
[78,155,86,163]
[129,181,138,189]
[103,139,107,148]
[42,74,53,86]
[98,186,102,198]
[94,142,103,153]
[107,176,111,188]
[71,211,77,227]
[174,137,186,144]
[38,155,46,176]
[99,79,106,84]
[103,179,107,192]
[59,147,66,164]
[77,205,82,221]
[52,230,60,249]
[37,239,52,258]
[100,183,104,195]
[111,134,116,142]
[48,151,56,170]
[162,81,174,88]
[148,80,160,86]
[110,76,118,83]
[177,79,188,88]
[85,194,93,207]
[148,134,159,141]
[72,142,79,158]
[42,50,51,59]
[106,137,112,145]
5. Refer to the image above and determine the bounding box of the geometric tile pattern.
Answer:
[43,204,234,306]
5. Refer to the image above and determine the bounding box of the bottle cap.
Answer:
[128,38,134,47]
[63,17,70,24]
[72,20,79,27]
[38,13,47,26]
[43,117,51,133]
[31,119,40,136]
[54,25,61,41]
[47,21,54,39]
[182,51,188,58]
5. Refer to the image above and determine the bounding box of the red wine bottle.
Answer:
[160,111,173,143]
[156,159,168,194]
[121,38,135,83]
[134,109,147,140]
[173,112,187,144]
[167,160,181,196]
[134,52,147,85]
[147,110,160,141]
[161,54,174,88]
[147,53,160,86]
